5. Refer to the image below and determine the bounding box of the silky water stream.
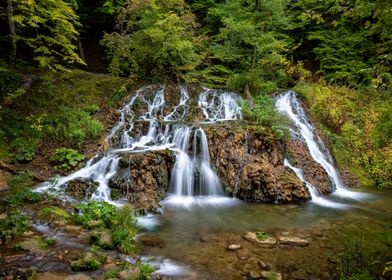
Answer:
[37,86,391,279]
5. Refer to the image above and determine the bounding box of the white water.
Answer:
[38,86,242,206]
[276,91,366,201]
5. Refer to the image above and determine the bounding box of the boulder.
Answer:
[64,178,99,199]
[109,150,174,213]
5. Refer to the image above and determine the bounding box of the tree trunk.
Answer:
[7,0,17,68]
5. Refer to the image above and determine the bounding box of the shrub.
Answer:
[38,236,57,250]
[73,202,138,254]
[242,95,289,139]
[0,211,28,245]
[71,252,106,271]
[50,148,85,173]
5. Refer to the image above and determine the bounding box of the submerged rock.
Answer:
[242,232,277,248]
[137,234,165,247]
[278,235,309,247]
[227,244,242,251]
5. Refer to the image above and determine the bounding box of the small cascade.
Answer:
[194,128,223,196]
[275,91,364,199]
[38,85,242,206]
[284,159,347,208]
[198,88,242,122]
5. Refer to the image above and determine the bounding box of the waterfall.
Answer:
[275,91,365,200]
[38,86,241,205]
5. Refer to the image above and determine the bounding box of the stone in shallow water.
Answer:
[248,271,261,279]
[242,232,277,248]
[137,234,165,247]
[227,244,242,251]
[257,260,269,270]
[118,268,140,280]
[260,271,282,280]
[278,236,309,247]
[236,251,250,261]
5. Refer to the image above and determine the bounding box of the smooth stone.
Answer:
[278,236,309,247]
[118,268,140,280]
[228,244,242,251]
[242,232,277,248]
[236,251,250,261]
[257,260,269,270]
[137,234,164,247]
[248,271,261,280]
[260,271,282,280]
[64,274,92,280]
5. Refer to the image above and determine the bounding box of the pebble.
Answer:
[228,244,242,251]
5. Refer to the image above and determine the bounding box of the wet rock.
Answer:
[228,244,242,251]
[64,274,92,280]
[278,235,309,247]
[257,260,269,270]
[236,251,250,261]
[137,234,165,247]
[204,125,311,203]
[260,271,282,280]
[199,232,215,243]
[109,150,174,213]
[65,178,99,199]
[285,140,332,194]
[248,271,261,280]
[242,232,277,248]
[90,230,113,249]
[118,268,140,280]
[20,237,45,252]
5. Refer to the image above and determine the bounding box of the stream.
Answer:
[34,85,391,279]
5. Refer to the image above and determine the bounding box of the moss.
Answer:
[39,206,71,220]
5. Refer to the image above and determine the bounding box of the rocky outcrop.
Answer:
[109,150,174,213]
[285,140,332,194]
[65,178,99,199]
[205,125,311,202]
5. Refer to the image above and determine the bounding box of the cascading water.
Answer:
[38,86,241,206]
[275,91,365,201]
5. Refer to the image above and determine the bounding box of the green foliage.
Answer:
[255,231,269,241]
[137,263,155,280]
[295,82,392,189]
[71,252,106,271]
[39,206,71,220]
[242,95,289,139]
[101,0,200,79]
[0,211,28,245]
[38,236,57,250]
[11,0,85,71]
[288,0,392,91]
[189,0,290,94]
[6,173,41,206]
[103,268,120,279]
[50,148,85,172]
[73,202,138,254]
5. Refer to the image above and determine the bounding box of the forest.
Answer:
[0,0,391,280]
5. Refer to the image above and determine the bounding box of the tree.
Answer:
[101,0,200,80]
[9,0,85,71]
[194,0,290,95]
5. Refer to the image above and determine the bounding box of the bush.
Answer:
[73,202,138,254]
[242,95,289,139]
[50,148,85,173]
[0,211,28,245]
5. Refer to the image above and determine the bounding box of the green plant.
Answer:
[12,243,26,251]
[38,236,57,250]
[39,206,70,220]
[103,268,120,279]
[71,252,106,271]
[73,201,118,229]
[7,189,42,206]
[50,148,85,172]
[0,211,28,245]
[242,95,289,140]
[256,231,269,241]
[137,263,155,280]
